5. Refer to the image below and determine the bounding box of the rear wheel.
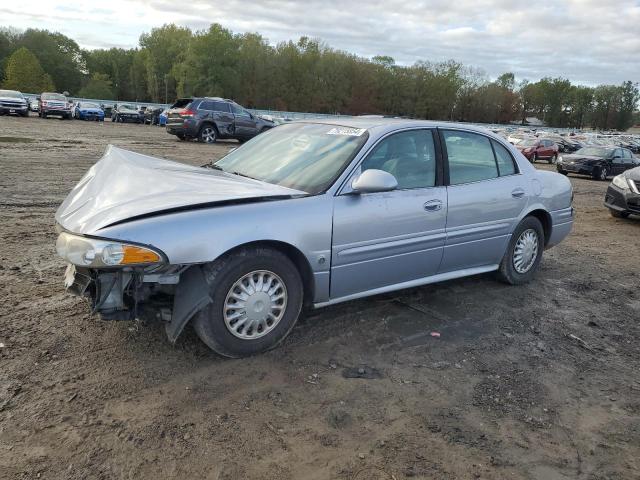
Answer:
[198,124,218,143]
[496,216,544,285]
[193,247,303,358]
[176,133,186,141]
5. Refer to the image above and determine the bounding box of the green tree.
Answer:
[78,72,114,99]
[17,29,84,93]
[2,47,54,92]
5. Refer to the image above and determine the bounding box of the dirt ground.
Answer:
[1,114,639,480]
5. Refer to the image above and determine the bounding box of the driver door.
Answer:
[330,129,447,299]
[230,104,257,137]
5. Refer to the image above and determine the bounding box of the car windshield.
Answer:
[213,123,369,194]
[80,102,100,109]
[120,104,135,110]
[576,147,612,157]
[519,138,538,147]
[0,90,23,98]
[43,93,66,101]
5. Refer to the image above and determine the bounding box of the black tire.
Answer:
[593,165,608,181]
[530,153,537,163]
[176,133,186,141]
[496,216,544,285]
[41,112,47,119]
[548,154,557,165]
[111,115,116,122]
[557,168,568,176]
[609,209,630,219]
[193,247,303,358]
[198,124,218,143]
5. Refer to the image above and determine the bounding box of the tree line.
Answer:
[1,25,638,130]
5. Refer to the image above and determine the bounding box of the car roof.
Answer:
[296,117,502,137]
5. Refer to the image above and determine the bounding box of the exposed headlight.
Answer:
[56,232,163,267]
[558,156,563,163]
[612,174,630,191]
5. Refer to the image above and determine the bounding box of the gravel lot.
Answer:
[1,115,639,480]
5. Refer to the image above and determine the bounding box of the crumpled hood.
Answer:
[80,108,103,114]
[55,145,305,234]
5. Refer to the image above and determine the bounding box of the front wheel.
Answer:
[610,209,630,219]
[548,154,557,165]
[496,216,544,285]
[530,153,537,163]
[594,166,608,181]
[193,247,303,358]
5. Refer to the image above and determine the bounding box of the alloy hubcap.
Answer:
[202,128,216,143]
[600,168,607,180]
[513,229,539,274]
[223,270,287,340]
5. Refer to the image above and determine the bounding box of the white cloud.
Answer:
[3,0,639,85]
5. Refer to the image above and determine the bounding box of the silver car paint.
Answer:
[56,118,573,308]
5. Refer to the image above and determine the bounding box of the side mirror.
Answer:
[351,169,398,194]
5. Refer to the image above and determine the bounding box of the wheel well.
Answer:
[199,121,219,134]
[527,209,552,246]
[219,240,315,305]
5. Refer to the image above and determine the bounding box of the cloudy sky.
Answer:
[4,0,640,85]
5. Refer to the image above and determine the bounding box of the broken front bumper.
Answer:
[63,264,181,321]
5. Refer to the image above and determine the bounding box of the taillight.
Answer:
[180,109,195,117]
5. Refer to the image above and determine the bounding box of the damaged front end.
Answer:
[56,230,211,341]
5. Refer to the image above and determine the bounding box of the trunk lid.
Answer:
[55,145,305,234]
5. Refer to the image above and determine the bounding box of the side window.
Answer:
[492,140,517,176]
[614,149,623,158]
[361,130,437,189]
[623,149,632,160]
[213,101,230,112]
[199,100,214,111]
[444,131,498,185]
[231,103,249,116]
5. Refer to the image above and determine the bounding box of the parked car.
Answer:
[557,146,638,180]
[604,166,640,218]
[55,119,574,357]
[111,104,142,123]
[166,97,275,143]
[0,89,29,116]
[143,106,165,125]
[74,102,105,121]
[516,138,559,163]
[29,97,40,112]
[39,92,73,119]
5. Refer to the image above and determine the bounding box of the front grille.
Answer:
[0,101,25,108]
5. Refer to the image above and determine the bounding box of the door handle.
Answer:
[423,200,443,212]
[511,188,525,198]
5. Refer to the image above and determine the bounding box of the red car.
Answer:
[516,138,559,164]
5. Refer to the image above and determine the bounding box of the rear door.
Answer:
[439,129,527,273]
[622,149,637,171]
[200,100,234,135]
[331,128,447,299]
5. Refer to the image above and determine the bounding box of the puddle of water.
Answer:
[0,136,35,143]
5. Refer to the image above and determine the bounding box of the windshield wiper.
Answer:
[202,163,224,170]
[228,170,257,180]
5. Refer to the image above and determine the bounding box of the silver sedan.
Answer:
[55,119,574,357]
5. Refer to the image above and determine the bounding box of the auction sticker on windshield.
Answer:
[326,127,366,136]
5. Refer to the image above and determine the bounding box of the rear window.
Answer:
[171,98,193,109]
[42,93,66,101]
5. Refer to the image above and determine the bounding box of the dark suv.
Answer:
[166,97,275,143]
